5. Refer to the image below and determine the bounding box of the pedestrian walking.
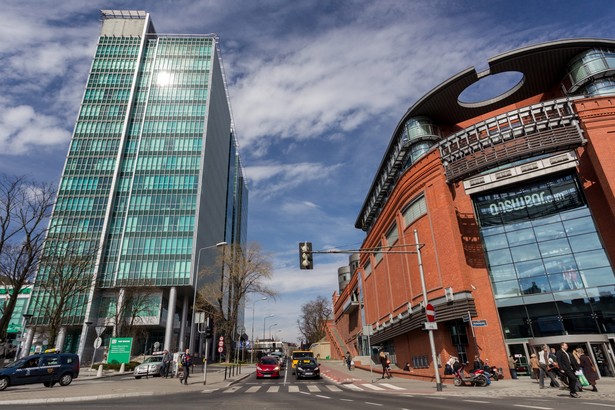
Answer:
[576,347,599,392]
[180,348,192,385]
[538,344,559,389]
[556,342,581,398]
[530,353,540,381]
[161,349,172,378]
[379,351,392,379]
[345,351,352,370]
[508,355,518,379]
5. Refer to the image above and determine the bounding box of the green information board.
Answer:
[107,337,132,364]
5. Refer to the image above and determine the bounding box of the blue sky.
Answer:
[2,0,615,345]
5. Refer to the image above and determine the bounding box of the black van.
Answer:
[0,352,80,391]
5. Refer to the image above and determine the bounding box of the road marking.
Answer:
[223,386,241,393]
[464,400,491,403]
[344,384,363,391]
[316,395,331,399]
[340,398,354,402]
[307,385,321,392]
[362,384,385,391]
[246,386,260,393]
[326,385,342,392]
[379,383,406,390]
[580,404,615,408]
[267,386,279,393]
[365,402,383,407]
[513,405,553,410]
[288,385,300,392]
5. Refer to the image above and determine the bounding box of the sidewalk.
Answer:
[319,360,615,399]
[0,364,255,406]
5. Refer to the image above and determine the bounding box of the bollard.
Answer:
[97,364,104,377]
[119,363,125,374]
[224,367,228,379]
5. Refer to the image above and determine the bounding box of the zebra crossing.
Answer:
[204,382,407,394]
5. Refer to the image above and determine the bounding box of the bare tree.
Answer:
[105,287,159,338]
[297,296,331,346]
[0,175,55,343]
[29,237,98,346]
[198,242,276,360]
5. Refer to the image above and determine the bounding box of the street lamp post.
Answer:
[268,323,277,339]
[190,241,227,354]
[250,297,267,363]
[263,314,274,340]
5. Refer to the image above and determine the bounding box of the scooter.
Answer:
[454,363,490,387]
[483,365,503,381]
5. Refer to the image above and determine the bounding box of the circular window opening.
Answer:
[458,71,525,108]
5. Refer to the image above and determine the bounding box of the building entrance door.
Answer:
[591,343,614,377]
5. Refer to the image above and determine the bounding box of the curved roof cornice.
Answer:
[356,38,615,230]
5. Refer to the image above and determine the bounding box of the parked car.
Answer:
[295,357,320,379]
[256,356,281,379]
[134,355,164,379]
[0,352,80,391]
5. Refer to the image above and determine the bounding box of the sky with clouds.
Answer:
[2,0,615,345]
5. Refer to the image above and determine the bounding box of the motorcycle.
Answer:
[483,365,503,381]
[453,363,491,387]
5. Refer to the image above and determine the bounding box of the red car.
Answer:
[256,356,281,379]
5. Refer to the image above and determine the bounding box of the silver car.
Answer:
[134,355,163,379]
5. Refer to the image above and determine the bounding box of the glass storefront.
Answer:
[473,173,615,339]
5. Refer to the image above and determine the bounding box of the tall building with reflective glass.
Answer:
[24,10,247,359]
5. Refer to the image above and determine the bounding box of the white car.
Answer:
[134,355,164,379]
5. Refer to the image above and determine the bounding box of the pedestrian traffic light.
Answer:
[299,242,313,270]
[205,323,213,339]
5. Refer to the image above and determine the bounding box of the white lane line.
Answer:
[307,385,321,392]
[288,385,300,392]
[245,386,261,393]
[223,386,241,393]
[362,384,386,391]
[464,400,491,403]
[316,395,331,399]
[365,402,383,407]
[580,404,615,408]
[340,398,354,402]
[513,405,553,410]
[267,386,279,393]
[326,385,342,392]
[379,383,406,390]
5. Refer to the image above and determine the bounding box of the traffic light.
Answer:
[299,242,313,270]
[205,326,213,339]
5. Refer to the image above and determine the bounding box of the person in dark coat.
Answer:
[556,342,580,398]
[576,347,599,392]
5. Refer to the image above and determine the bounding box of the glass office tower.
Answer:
[25,10,247,359]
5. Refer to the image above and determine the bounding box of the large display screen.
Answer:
[474,174,585,226]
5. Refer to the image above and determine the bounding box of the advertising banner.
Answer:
[473,174,584,226]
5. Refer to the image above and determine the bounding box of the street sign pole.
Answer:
[415,229,442,392]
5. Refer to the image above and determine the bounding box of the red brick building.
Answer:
[330,39,615,380]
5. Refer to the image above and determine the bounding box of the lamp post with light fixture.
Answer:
[269,323,277,339]
[250,297,267,363]
[263,314,274,340]
[189,241,227,354]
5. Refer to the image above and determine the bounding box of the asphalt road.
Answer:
[7,368,615,410]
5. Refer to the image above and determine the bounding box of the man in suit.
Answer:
[556,342,580,398]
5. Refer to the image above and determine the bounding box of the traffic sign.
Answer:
[93,337,102,349]
[462,313,471,322]
[423,322,438,330]
[219,336,224,341]
[218,340,224,347]
[217,347,223,353]
[425,303,435,322]
[471,319,488,327]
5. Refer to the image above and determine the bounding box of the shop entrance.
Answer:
[591,343,614,377]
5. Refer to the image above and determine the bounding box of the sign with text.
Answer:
[471,320,488,327]
[107,337,132,364]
